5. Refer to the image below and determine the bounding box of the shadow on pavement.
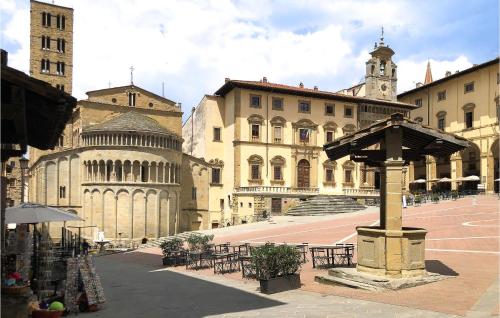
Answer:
[92,253,285,318]
[425,259,459,276]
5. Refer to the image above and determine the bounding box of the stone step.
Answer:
[314,275,383,291]
[286,195,365,216]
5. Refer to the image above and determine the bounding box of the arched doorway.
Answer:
[492,139,499,193]
[461,142,481,191]
[297,159,310,188]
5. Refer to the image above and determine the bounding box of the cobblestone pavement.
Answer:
[95,196,499,317]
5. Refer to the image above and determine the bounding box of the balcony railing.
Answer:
[342,188,380,197]
[234,186,319,195]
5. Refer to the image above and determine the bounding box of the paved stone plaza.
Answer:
[94,196,499,317]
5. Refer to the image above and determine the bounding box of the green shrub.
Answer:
[186,233,214,251]
[431,193,440,202]
[251,243,302,280]
[160,237,184,256]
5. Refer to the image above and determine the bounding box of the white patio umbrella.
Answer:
[6,203,83,224]
[438,177,453,183]
[464,175,480,181]
[495,178,500,182]
[411,179,427,184]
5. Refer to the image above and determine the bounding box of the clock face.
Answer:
[380,83,387,92]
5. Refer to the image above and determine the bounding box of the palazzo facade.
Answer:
[398,58,499,193]
[182,37,416,228]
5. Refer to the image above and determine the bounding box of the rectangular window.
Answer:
[325,104,335,116]
[465,111,473,128]
[41,36,50,49]
[274,126,282,143]
[220,199,224,211]
[272,97,283,110]
[57,38,65,53]
[438,118,445,130]
[56,62,65,75]
[240,202,243,208]
[59,186,66,198]
[437,91,446,101]
[61,15,65,30]
[249,202,252,208]
[213,127,221,141]
[345,170,352,183]
[128,92,136,106]
[325,169,333,182]
[56,15,60,29]
[415,98,422,107]
[251,124,259,140]
[299,128,310,143]
[42,12,47,26]
[273,165,282,180]
[46,13,51,27]
[251,164,260,180]
[344,106,353,118]
[326,131,334,143]
[191,187,197,200]
[298,101,310,113]
[250,95,261,108]
[464,82,474,93]
[211,168,221,184]
[41,59,50,72]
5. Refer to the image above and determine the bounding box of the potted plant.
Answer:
[451,190,458,200]
[251,243,302,294]
[414,195,422,206]
[160,237,184,266]
[186,233,214,252]
[431,193,440,203]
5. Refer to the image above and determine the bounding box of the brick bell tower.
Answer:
[30,0,74,94]
[365,27,397,101]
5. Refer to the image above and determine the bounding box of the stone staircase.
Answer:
[286,195,366,216]
[139,231,200,249]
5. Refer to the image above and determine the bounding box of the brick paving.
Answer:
[102,196,499,317]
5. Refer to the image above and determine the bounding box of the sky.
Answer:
[1,0,498,123]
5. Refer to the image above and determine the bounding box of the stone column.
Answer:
[144,195,148,237]
[156,194,161,238]
[482,154,494,193]
[450,155,462,190]
[114,195,118,239]
[130,194,134,239]
[425,156,437,191]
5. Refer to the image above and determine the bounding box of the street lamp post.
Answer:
[19,157,29,204]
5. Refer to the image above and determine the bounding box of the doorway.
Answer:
[297,159,310,188]
[271,198,282,215]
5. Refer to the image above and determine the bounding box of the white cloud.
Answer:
[397,56,473,93]
[1,0,477,121]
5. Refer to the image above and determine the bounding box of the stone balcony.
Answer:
[234,186,319,197]
[342,188,380,197]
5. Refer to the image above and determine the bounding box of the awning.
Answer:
[438,177,453,183]
[464,175,480,181]
[6,203,83,224]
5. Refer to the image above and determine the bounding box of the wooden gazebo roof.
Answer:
[324,113,469,166]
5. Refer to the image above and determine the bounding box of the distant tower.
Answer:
[424,61,433,84]
[30,0,74,94]
[365,27,397,101]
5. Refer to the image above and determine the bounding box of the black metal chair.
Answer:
[334,244,354,266]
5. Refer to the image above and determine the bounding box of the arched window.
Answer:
[248,155,263,182]
[270,156,285,183]
[380,60,386,76]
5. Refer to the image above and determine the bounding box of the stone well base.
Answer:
[356,226,427,278]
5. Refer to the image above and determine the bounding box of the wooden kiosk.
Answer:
[324,113,468,278]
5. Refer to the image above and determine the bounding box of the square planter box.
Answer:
[259,274,301,294]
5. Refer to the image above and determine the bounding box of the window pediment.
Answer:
[248,155,263,165]
[462,103,476,111]
[270,116,286,126]
[323,160,337,168]
[270,155,286,165]
[292,119,317,129]
[323,121,338,130]
[342,160,355,169]
[247,114,264,124]
[209,158,224,167]
[436,111,447,118]
[342,124,356,133]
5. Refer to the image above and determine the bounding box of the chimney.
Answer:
[299,82,304,88]
[416,82,423,88]
[445,71,451,77]
[178,102,182,108]
[313,86,318,91]
[224,77,230,83]
[1,49,7,66]
[262,77,267,83]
